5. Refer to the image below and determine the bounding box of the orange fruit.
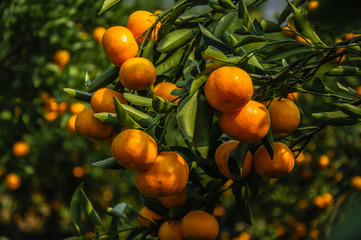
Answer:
[294,222,306,238]
[313,195,326,208]
[111,129,158,170]
[154,82,181,103]
[93,26,106,45]
[159,220,185,240]
[102,26,138,66]
[345,33,361,40]
[318,154,329,168]
[134,151,189,198]
[212,205,226,217]
[6,173,21,190]
[12,141,30,158]
[158,188,188,209]
[253,142,295,178]
[153,9,162,15]
[236,232,251,240]
[323,193,334,207]
[218,100,270,143]
[44,111,58,121]
[137,207,164,227]
[90,87,128,113]
[264,98,300,135]
[70,102,86,114]
[307,0,319,11]
[204,66,253,112]
[75,108,113,141]
[356,86,361,96]
[54,49,70,68]
[181,210,219,240]
[214,140,253,180]
[126,10,161,44]
[66,114,77,133]
[119,57,157,91]
[350,176,361,190]
[281,24,295,37]
[287,92,299,101]
[72,166,85,178]
[58,102,68,114]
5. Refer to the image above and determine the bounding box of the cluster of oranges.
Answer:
[204,66,300,180]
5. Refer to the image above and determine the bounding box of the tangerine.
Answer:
[181,210,219,240]
[6,173,21,190]
[66,114,77,133]
[126,10,161,44]
[159,220,185,240]
[137,207,164,227]
[158,188,188,209]
[90,87,128,113]
[54,49,70,68]
[154,82,180,103]
[12,141,30,158]
[93,26,106,45]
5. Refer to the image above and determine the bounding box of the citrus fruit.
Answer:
[54,49,70,68]
[6,173,21,190]
[111,129,158,170]
[181,210,219,240]
[214,140,253,180]
[119,57,157,91]
[154,82,180,103]
[93,26,106,45]
[72,166,85,178]
[66,114,77,133]
[264,98,300,135]
[350,176,361,190]
[204,66,253,112]
[318,154,329,168]
[126,10,161,44]
[102,26,138,66]
[218,100,270,143]
[253,142,295,178]
[134,151,189,198]
[90,87,128,113]
[307,0,319,11]
[159,220,185,240]
[158,188,188,209]
[313,195,326,208]
[12,141,30,158]
[70,102,86,114]
[75,108,113,141]
[287,92,299,101]
[137,207,164,227]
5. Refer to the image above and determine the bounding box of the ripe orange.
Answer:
[54,49,70,68]
[102,26,138,66]
[159,220,185,240]
[66,114,77,133]
[214,140,253,180]
[282,24,295,37]
[119,57,157,91]
[313,195,326,208]
[356,86,361,96]
[90,87,128,113]
[12,141,30,158]
[75,108,113,141]
[218,100,270,143]
[153,82,180,103]
[264,98,300,135]
[158,188,187,209]
[253,142,295,178]
[323,193,334,207]
[93,26,106,45]
[72,166,85,178]
[181,210,219,240]
[58,102,68,114]
[287,92,299,101]
[126,10,161,44]
[6,173,21,190]
[137,207,164,227]
[153,9,162,15]
[204,66,253,112]
[350,176,361,190]
[307,0,319,11]
[318,154,329,168]
[134,151,189,198]
[70,102,86,114]
[111,129,158,170]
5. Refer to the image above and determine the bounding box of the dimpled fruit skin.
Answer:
[102,26,138,66]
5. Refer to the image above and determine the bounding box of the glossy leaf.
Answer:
[214,12,237,39]
[98,0,123,15]
[79,188,104,228]
[106,202,135,223]
[70,183,83,235]
[156,48,185,76]
[84,69,91,88]
[114,97,143,129]
[91,157,125,170]
[164,113,188,147]
[141,38,154,62]
[88,66,120,92]
[157,28,194,52]
[63,88,93,102]
[218,0,235,9]
[238,0,251,30]
[93,112,122,128]
[260,20,282,33]
[233,36,267,48]
[335,103,361,119]
[228,142,249,180]
[263,42,312,61]
[122,104,156,127]
[199,24,233,54]
[189,74,208,98]
[312,111,359,126]
[123,93,153,107]
[324,66,361,76]
[202,46,229,62]
[152,95,177,113]
[278,0,306,25]
[177,91,199,143]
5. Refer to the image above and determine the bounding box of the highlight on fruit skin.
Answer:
[90,87,128,113]
[126,10,161,44]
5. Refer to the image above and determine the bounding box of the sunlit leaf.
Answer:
[324,66,361,76]
[114,97,143,129]
[63,88,93,102]
[98,0,123,15]
[70,183,83,235]
[214,12,237,39]
[123,93,153,107]
[152,95,177,113]
[88,66,120,92]
[91,157,125,170]
[142,38,154,62]
[79,188,104,228]
[335,103,361,119]
[177,91,199,142]
[156,48,185,76]
[157,28,194,52]
[312,111,359,126]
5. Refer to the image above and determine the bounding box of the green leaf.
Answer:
[63,237,83,240]
[193,94,213,159]
[262,128,274,160]
[156,48,185,76]
[232,181,253,225]
[88,66,120,92]
[202,46,229,62]
[251,18,264,36]
[152,95,177,113]
[122,105,156,128]
[157,29,194,52]
[199,24,233,54]
[91,157,125,170]
[335,103,361,119]
[84,69,91,88]
[260,20,282,33]
[63,88,93,102]
[141,38,154,62]
[106,202,135,223]
[263,42,312,61]
[108,217,120,240]
[238,0,251,30]
[98,0,123,15]
[324,66,361,76]
[233,36,267,48]
[79,188,104,228]
[311,77,327,93]
[286,0,326,47]
[214,12,238,39]
[218,0,235,9]
[189,74,208,99]
[93,112,122,128]
[229,142,249,180]
[70,183,83,235]
[114,97,143,129]
[277,0,306,25]
[123,93,153,107]
[177,91,199,142]
[164,113,188,148]
[312,111,359,126]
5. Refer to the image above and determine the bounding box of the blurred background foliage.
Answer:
[0,0,360,239]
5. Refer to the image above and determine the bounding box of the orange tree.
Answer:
[63,0,361,239]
